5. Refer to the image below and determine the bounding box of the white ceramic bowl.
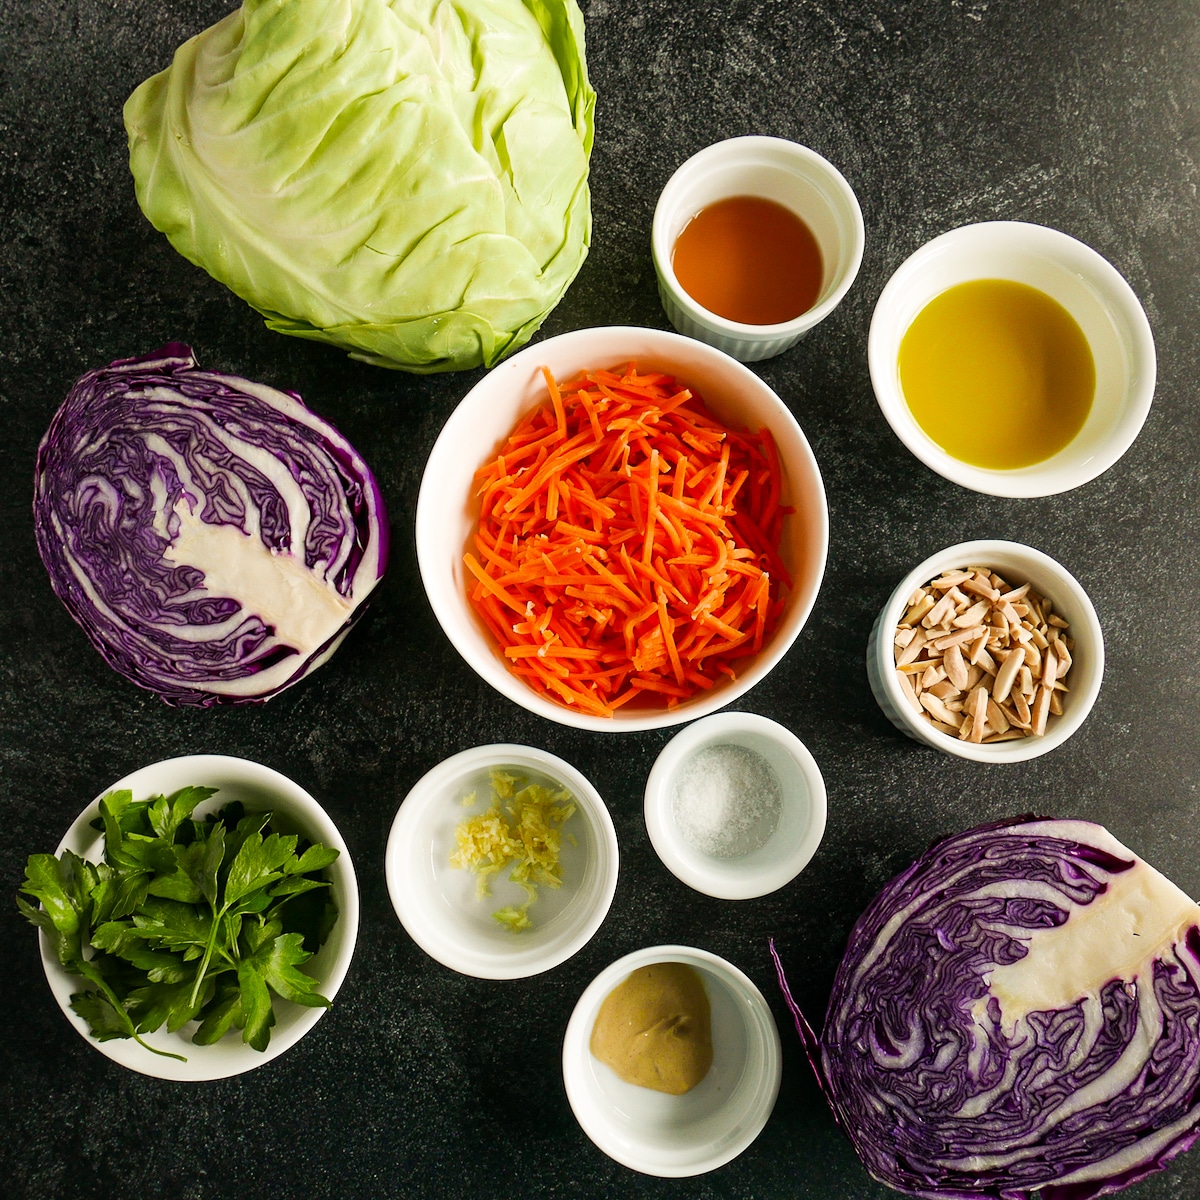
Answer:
[643,712,826,899]
[651,136,865,360]
[416,325,828,732]
[866,540,1105,762]
[385,744,618,979]
[37,754,359,1081]
[868,221,1156,497]
[562,944,782,1176]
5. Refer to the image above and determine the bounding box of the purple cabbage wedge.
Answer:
[774,817,1200,1199]
[34,345,388,705]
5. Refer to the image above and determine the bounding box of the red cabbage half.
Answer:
[34,345,388,705]
[774,817,1200,1199]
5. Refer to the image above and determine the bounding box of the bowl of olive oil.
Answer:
[868,221,1155,497]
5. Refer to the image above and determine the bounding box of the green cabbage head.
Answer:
[124,0,595,373]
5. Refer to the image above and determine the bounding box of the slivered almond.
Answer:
[962,577,1000,602]
[896,629,929,667]
[1019,665,1034,697]
[931,625,986,651]
[992,648,1023,703]
[1042,650,1059,691]
[931,570,972,589]
[969,631,990,664]
[1053,638,1072,674]
[943,643,969,690]
[953,600,991,628]
[920,692,962,728]
[922,592,957,628]
[903,594,936,625]
[1031,685,1053,736]
[897,669,922,714]
[967,685,989,742]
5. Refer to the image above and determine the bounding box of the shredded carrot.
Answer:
[466,363,795,716]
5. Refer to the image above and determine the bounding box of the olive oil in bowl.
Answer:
[898,279,1095,470]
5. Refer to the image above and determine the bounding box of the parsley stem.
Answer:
[188,906,226,1013]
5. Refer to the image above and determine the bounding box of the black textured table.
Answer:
[3,2,1200,1198]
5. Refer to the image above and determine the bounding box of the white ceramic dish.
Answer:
[385,744,618,979]
[652,136,865,360]
[416,324,828,732]
[866,539,1104,761]
[643,712,826,899]
[562,944,782,1177]
[869,221,1155,497]
[37,754,359,1081]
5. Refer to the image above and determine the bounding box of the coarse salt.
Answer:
[671,743,782,859]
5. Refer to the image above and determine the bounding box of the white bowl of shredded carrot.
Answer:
[417,326,829,731]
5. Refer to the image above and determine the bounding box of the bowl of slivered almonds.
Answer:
[866,540,1104,762]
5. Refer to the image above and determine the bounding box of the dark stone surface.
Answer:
[2,1,1199,1197]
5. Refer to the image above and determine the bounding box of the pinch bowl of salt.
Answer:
[643,712,827,900]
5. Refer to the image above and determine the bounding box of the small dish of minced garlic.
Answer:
[867,540,1104,763]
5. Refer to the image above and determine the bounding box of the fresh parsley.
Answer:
[18,786,340,1060]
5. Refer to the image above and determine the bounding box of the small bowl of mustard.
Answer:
[562,945,782,1177]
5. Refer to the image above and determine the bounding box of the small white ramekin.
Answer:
[651,136,865,361]
[385,744,618,979]
[643,711,827,899]
[562,945,782,1177]
[866,540,1104,762]
[869,221,1156,497]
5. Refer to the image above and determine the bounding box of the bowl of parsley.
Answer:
[18,754,359,1080]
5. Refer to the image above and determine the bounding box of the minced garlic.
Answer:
[450,768,576,931]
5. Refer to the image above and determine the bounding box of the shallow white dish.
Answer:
[38,754,359,1081]
[562,944,782,1176]
[866,539,1104,761]
[868,221,1155,497]
[652,136,865,360]
[644,711,827,899]
[416,324,828,732]
[386,744,618,979]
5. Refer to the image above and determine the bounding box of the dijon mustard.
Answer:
[589,962,713,1095]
